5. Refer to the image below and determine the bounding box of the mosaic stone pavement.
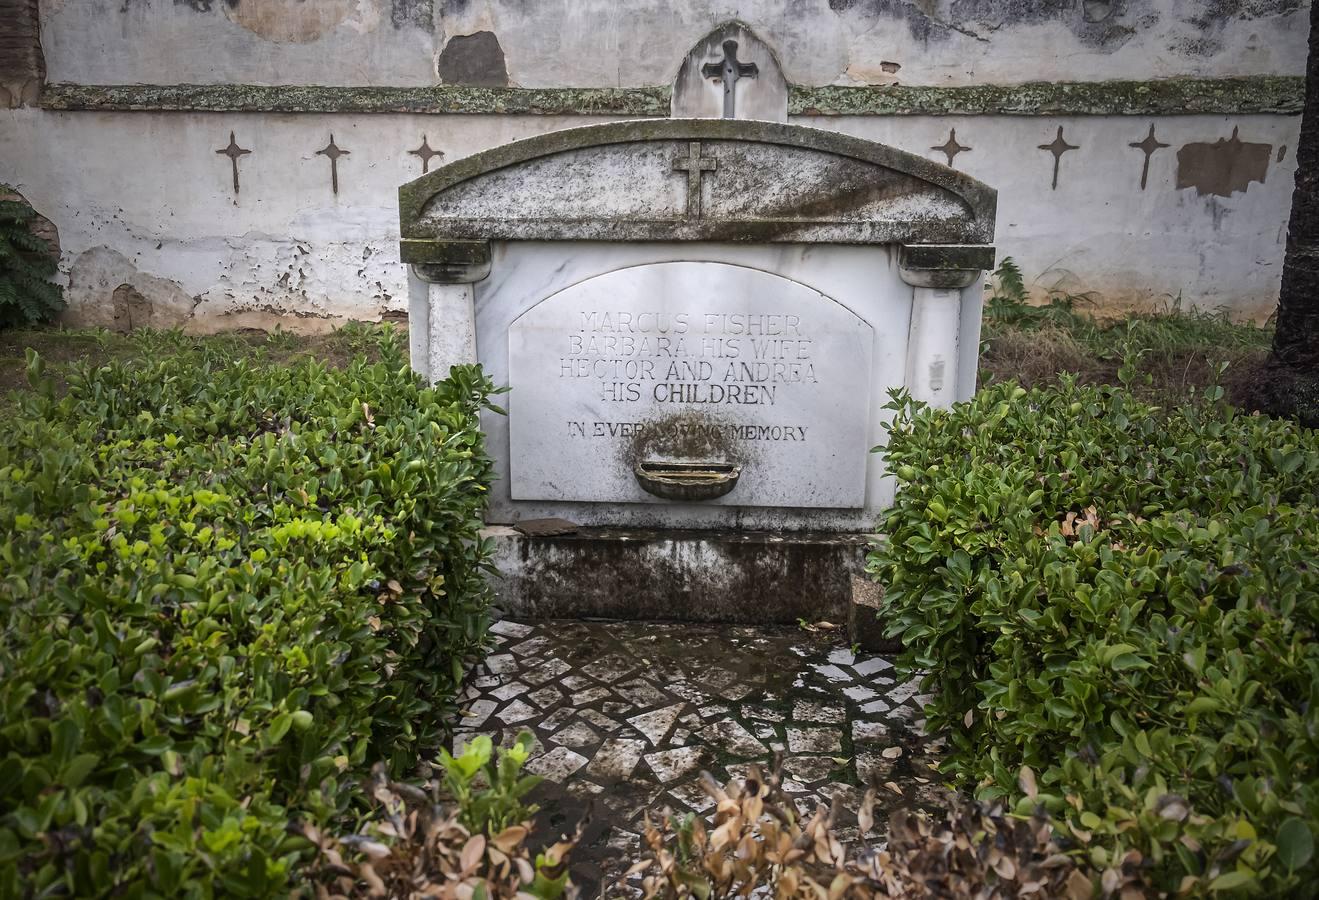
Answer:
[452,619,947,895]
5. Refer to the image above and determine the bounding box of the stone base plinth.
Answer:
[482,526,873,623]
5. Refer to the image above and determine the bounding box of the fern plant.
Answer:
[0,189,64,328]
[982,256,1030,323]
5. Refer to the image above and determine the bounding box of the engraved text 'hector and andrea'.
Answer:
[560,309,818,442]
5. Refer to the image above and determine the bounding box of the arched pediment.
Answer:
[398,119,996,262]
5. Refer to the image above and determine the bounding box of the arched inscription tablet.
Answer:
[507,261,874,508]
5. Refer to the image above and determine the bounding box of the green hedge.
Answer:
[0,331,498,896]
[869,378,1319,895]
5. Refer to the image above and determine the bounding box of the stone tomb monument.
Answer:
[399,26,996,622]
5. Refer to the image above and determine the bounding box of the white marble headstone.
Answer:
[507,261,873,508]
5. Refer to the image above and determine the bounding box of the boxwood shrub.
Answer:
[869,377,1319,895]
[0,331,499,897]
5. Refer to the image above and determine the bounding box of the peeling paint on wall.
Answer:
[222,0,362,43]
[68,247,197,331]
[1176,126,1272,196]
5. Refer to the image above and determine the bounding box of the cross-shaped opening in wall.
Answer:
[702,39,758,119]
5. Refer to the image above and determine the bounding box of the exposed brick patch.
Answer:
[0,0,44,108]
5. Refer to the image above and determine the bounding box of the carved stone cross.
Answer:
[1129,124,1169,190]
[702,40,757,119]
[931,128,971,167]
[1038,126,1079,191]
[215,131,250,195]
[316,134,350,195]
[409,134,443,174]
[672,141,717,219]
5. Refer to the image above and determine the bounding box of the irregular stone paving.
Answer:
[453,620,945,896]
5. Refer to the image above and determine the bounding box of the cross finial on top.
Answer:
[701,40,758,119]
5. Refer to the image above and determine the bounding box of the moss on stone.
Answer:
[40,76,1302,118]
[39,82,672,116]
[790,76,1304,117]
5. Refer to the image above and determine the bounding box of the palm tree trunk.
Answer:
[1246,4,1319,427]
[1274,3,1319,371]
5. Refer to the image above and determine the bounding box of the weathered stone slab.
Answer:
[483,525,868,623]
[399,119,997,248]
[508,261,873,508]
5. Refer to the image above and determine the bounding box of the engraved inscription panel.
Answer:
[508,262,874,507]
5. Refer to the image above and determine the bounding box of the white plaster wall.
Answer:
[40,0,437,87]
[38,0,1310,88]
[0,108,1297,330]
[809,113,1303,319]
[443,0,1310,88]
[0,108,617,331]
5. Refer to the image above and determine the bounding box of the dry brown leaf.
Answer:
[857,788,877,835]
[1019,765,1039,800]
[359,863,385,897]
[1101,867,1121,893]
[491,825,527,854]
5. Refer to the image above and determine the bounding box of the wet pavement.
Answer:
[451,619,947,896]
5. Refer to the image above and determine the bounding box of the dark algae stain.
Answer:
[1188,0,1303,29]
[826,0,962,43]
[1178,0,1303,53]
[827,0,1147,48]
[390,0,433,29]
